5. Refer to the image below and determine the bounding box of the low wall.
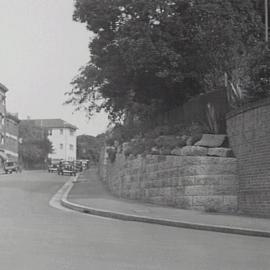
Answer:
[100,153,238,213]
[227,97,270,217]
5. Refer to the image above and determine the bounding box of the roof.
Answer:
[21,119,77,130]
[0,82,8,93]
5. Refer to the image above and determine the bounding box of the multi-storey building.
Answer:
[5,112,20,161]
[21,119,77,162]
[0,83,8,165]
[0,83,20,168]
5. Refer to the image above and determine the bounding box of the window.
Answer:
[60,129,63,135]
[69,144,74,151]
[48,129,52,136]
[60,144,63,150]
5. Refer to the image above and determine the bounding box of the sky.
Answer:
[0,0,109,136]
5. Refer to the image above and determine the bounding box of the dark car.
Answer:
[48,163,58,173]
[73,160,83,172]
[4,161,18,174]
[58,162,76,176]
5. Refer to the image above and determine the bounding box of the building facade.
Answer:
[0,83,7,165]
[21,119,77,162]
[5,112,20,161]
[0,83,20,167]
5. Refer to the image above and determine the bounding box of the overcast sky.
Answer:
[0,0,108,136]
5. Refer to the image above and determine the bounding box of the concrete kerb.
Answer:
[60,176,270,238]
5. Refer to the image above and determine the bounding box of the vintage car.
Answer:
[48,163,59,173]
[57,162,77,176]
[4,161,19,174]
[73,160,83,172]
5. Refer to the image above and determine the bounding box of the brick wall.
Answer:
[99,152,238,213]
[227,98,270,217]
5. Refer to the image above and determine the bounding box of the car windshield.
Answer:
[6,162,14,166]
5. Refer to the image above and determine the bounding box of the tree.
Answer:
[19,122,53,169]
[66,0,265,122]
[77,134,105,163]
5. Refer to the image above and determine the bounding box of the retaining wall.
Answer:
[227,98,270,217]
[99,153,238,213]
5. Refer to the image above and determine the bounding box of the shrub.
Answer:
[154,135,186,150]
[106,147,117,163]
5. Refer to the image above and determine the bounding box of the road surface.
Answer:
[0,171,269,270]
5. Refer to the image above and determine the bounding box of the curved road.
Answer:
[0,171,269,270]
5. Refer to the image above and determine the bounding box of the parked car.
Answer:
[4,161,18,174]
[73,160,83,172]
[58,162,76,176]
[48,163,59,173]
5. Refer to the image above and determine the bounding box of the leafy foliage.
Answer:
[246,49,270,100]
[108,121,207,158]
[19,122,53,168]
[66,0,265,122]
[77,134,105,163]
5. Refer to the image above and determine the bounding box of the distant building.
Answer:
[21,119,77,162]
[0,83,20,167]
[5,112,20,161]
[0,83,7,164]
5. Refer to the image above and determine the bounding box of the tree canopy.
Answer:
[66,0,266,122]
[76,134,105,163]
[19,122,53,168]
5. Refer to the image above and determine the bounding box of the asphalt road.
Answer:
[0,171,269,270]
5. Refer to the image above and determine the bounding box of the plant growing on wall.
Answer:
[206,103,219,134]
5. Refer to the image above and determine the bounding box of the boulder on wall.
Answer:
[195,134,227,148]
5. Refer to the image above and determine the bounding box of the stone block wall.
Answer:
[227,98,270,217]
[100,153,238,213]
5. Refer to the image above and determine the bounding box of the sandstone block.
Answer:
[181,146,208,156]
[175,196,192,209]
[223,195,238,212]
[195,134,227,147]
[148,196,166,205]
[179,163,236,176]
[185,185,215,196]
[208,147,233,157]
[192,195,223,208]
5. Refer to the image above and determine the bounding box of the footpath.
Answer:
[61,169,270,238]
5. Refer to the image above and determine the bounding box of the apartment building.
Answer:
[0,83,7,164]
[5,112,20,161]
[21,119,77,162]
